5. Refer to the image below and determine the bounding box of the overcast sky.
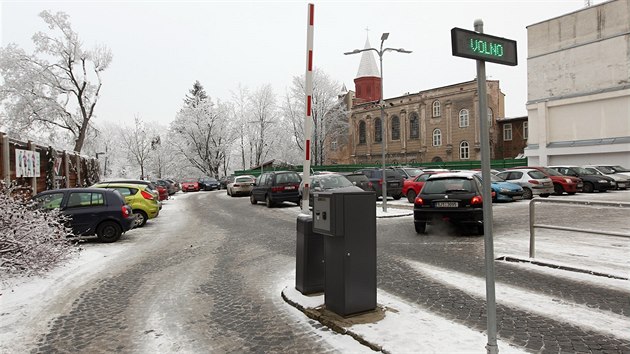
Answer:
[1,0,590,126]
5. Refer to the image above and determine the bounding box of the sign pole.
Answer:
[474,18,499,354]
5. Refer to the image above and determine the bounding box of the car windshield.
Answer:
[583,167,602,175]
[573,167,595,175]
[541,167,562,176]
[235,176,254,183]
[528,170,547,179]
[423,178,474,194]
[317,175,353,189]
[612,165,630,172]
[596,166,615,174]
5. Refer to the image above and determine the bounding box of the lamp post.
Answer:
[345,32,411,212]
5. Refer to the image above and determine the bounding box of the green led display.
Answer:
[451,27,517,66]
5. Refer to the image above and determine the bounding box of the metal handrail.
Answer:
[529,198,630,258]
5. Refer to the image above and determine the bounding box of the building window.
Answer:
[503,123,513,141]
[459,109,469,128]
[523,121,528,139]
[432,129,442,146]
[391,115,400,140]
[487,108,493,126]
[359,121,366,144]
[374,118,382,143]
[432,100,441,117]
[459,141,470,160]
[409,113,419,139]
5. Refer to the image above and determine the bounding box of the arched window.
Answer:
[409,113,419,139]
[487,108,493,126]
[432,129,442,146]
[432,100,441,117]
[359,121,366,144]
[374,118,382,143]
[391,115,400,140]
[459,109,469,128]
[459,141,470,160]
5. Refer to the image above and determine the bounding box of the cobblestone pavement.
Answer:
[26,190,630,353]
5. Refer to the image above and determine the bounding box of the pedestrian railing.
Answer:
[529,198,630,258]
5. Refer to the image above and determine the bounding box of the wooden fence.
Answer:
[0,132,100,198]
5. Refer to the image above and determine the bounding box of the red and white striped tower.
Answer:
[301,3,314,214]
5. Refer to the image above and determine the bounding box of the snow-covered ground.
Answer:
[1,191,628,353]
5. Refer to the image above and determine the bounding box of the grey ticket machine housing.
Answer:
[313,190,376,317]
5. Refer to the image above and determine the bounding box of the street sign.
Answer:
[451,27,517,66]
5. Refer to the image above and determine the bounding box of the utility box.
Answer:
[313,190,376,317]
[295,214,324,294]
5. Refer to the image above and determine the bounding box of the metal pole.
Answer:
[380,39,388,212]
[475,19,499,354]
[529,199,536,258]
[2,133,9,185]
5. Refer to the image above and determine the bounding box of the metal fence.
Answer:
[528,198,630,258]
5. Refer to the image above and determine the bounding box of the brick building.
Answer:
[334,37,505,165]
[496,116,528,159]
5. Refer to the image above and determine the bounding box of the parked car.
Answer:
[164,178,180,193]
[250,171,301,208]
[389,166,424,180]
[199,177,220,191]
[227,175,256,196]
[298,173,362,207]
[514,166,583,195]
[100,179,160,199]
[155,185,168,201]
[595,165,630,178]
[582,166,629,190]
[181,178,200,192]
[474,172,523,202]
[413,172,485,235]
[496,169,553,199]
[156,179,177,195]
[402,171,447,203]
[343,173,372,191]
[32,188,134,243]
[547,166,616,193]
[92,182,161,227]
[355,168,404,200]
[219,175,235,189]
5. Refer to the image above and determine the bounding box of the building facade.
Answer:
[525,0,630,166]
[496,116,528,159]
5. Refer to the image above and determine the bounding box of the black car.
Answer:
[199,177,220,191]
[32,188,134,243]
[219,175,235,189]
[343,173,372,191]
[355,168,404,199]
[389,166,424,180]
[548,166,616,193]
[413,172,485,235]
[250,171,301,208]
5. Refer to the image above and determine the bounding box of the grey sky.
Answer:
[1,0,587,126]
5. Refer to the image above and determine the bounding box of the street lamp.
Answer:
[345,32,411,212]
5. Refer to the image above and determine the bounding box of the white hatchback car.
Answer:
[496,169,554,199]
[227,175,256,197]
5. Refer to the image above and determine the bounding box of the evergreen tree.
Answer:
[184,80,208,107]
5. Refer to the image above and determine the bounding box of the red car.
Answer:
[181,178,200,192]
[515,166,582,195]
[402,172,446,203]
[155,185,168,201]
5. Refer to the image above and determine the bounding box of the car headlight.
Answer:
[499,188,509,192]
[564,178,572,183]
[597,179,608,183]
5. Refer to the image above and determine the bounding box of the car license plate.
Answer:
[285,186,295,190]
[390,182,399,187]
[618,182,626,188]
[435,201,458,207]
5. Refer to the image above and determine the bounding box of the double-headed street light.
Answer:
[345,32,412,212]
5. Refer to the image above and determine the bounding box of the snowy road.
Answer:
[1,189,628,353]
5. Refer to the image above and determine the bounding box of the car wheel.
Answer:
[227,188,231,196]
[567,192,576,195]
[96,221,122,243]
[414,222,426,234]
[522,188,533,200]
[540,193,550,198]
[583,182,594,193]
[265,194,274,208]
[134,210,148,227]
[393,193,402,200]
[553,184,564,195]
[406,190,417,203]
[250,194,257,204]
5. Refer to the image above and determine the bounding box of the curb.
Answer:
[496,256,629,280]
[281,288,389,353]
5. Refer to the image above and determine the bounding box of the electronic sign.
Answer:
[451,27,517,66]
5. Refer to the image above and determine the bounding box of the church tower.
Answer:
[353,37,381,104]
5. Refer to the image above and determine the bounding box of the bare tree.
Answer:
[230,85,253,171]
[0,10,112,153]
[282,68,347,165]
[249,84,277,167]
[120,115,156,179]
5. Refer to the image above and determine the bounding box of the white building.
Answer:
[525,0,630,166]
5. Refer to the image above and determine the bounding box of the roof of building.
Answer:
[356,37,380,78]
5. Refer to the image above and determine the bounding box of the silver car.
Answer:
[227,175,256,197]
[496,169,554,199]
